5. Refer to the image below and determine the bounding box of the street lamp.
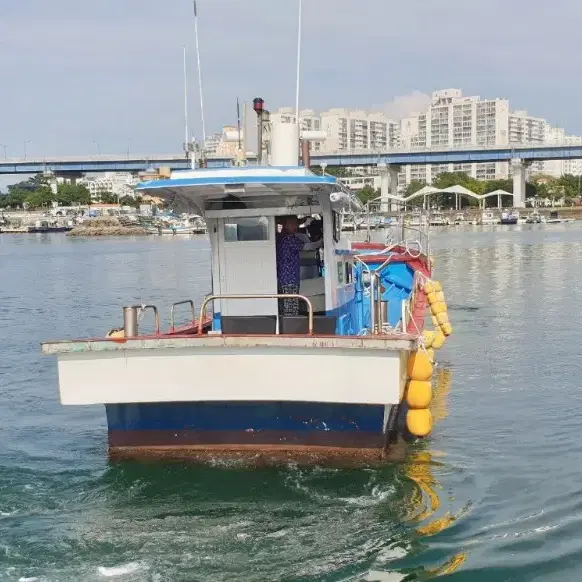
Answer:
[92,140,101,155]
[24,140,31,160]
[126,139,132,158]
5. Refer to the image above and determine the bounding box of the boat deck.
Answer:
[41,333,418,355]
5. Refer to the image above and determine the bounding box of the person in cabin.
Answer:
[276,215,323,316]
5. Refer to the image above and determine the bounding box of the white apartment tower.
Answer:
[320,109,400,152]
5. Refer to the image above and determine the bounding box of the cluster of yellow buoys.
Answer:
[425,279,453,340]
[405,351,433,437]
[403,278,453,438]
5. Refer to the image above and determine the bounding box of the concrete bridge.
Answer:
[2,142,582,207]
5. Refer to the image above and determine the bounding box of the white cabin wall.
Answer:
[206,218,222,317]
[319,194,336,312]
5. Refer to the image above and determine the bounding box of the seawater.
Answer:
[1,225,582,581]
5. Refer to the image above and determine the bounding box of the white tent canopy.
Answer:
[440,185,480,199]
[481,189,513,199]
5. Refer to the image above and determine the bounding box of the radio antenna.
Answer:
[295,0,303,131]
[193,1,206,147]
[182,45,190,154]
[236,97,242,152]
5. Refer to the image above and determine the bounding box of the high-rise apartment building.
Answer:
[206,90,582,185]
[320,109,400,152]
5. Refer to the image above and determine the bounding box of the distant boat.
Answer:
[409,210,428,227]
[453,212,466,225]
[27,220,73,233]
[525,211,543,224]
[546,210,574,224]
[429,211,449,226]
[340,212,362,232]
[500,210,519,225]
[479,211,499,225]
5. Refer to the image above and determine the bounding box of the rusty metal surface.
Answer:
[108,443,410,467]
[41,333,417,355]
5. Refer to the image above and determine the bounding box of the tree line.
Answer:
[312,166,582,208]
[0,176,144,210]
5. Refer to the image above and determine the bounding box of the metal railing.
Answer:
[197,294,314,335]
[169,300,196,332]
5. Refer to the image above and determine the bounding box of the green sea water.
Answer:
[1,224,581,581]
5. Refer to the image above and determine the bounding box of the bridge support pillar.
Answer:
[511,159,529,208]
[378,163,389,212]
[388,165,400,211]
[378,163,400,212]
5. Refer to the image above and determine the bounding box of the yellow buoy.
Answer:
[432,330,446,349]
[435,291,445,302]
[442,323,453,336]
[433,281,442,292]
[426,292,438,305]
[426,348,435,362]
[430,302,446,316]
[422,330,436,348]
[407,351,433,381]
[424,280,436,294]
[431,315,439,327]
[406,380,432,409]
[436,312,449,326]
[406,408,433,437]
[107,328,125,338]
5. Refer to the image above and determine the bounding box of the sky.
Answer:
[1,0,582,161]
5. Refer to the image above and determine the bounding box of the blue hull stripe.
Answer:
[106,402,386,433]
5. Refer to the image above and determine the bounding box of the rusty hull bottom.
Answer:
[108,443,409,467]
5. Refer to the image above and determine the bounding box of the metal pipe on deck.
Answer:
[301,139,310,168]
[123,307,139,337]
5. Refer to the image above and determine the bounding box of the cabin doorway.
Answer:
[217,216,277,316]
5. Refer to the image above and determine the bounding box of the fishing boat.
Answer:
[525,210,543,224]
[408,210,428,227]
[479,210,499,225]
[27,219,73,233]
[340,211,362,232]
[40,119,453,465]
[500,210,519,225]
[428,211,449,226]
[453,212,466,225]
[545,210,574,224]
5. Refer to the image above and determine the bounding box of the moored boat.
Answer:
[41,119,453,465]
[500,210,519,225]
[545,210,574,224]
[479,210,499,225]
[525,210,543,224]
[428,211,449,226]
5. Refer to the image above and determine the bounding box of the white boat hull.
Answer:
[45,335,413,407]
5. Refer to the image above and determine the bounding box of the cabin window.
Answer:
[224,216,269,242]
[345,262,352,284]
[332,211,341,242]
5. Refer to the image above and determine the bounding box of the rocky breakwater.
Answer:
[68,217,148,237]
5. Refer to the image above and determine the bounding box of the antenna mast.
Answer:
[193,1,207,149]
[182,46,190,156]
[236,97,242,151]
[295,0,303,131]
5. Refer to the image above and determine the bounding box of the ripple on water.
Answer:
[2,230,582,580]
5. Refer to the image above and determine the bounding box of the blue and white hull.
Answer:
[42,334,414,463]
[106,401,394,463]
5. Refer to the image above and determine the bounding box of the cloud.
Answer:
[0,0,581,166]
[371,92,432,121]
